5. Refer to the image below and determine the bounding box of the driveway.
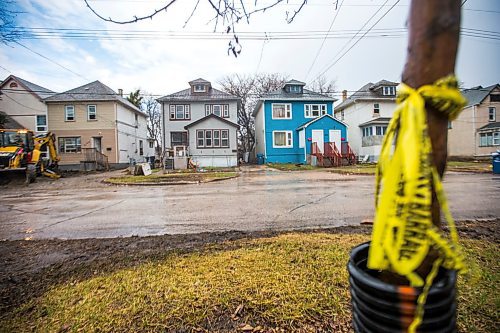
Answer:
[0,167,498,240]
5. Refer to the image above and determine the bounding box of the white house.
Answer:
[0,75,55,133]
[157,78,240,167]
[334,80,398,162]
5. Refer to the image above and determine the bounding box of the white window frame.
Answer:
[493,132,500,146]
[36,115,47,132]
[169,105,190,120]
[65,105,75,121]
[289,85,301,93]
[87,105,97,121]
[58,137,81,153]
[304,104,327,118]
[489,107,496,122]
[194,84,206,92]
[383,86,396,96]
[271,103,292,119]
[205,104,230,118]
[196,129,229,148]
[273,131,293,148]
[373,103,380,114]
[480,131,499,147]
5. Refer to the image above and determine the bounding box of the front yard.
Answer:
[104,169,238,185]
[1,223,497,333]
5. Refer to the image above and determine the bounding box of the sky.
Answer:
[1,0,499,102]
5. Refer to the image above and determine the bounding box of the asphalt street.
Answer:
[0,168,499,240]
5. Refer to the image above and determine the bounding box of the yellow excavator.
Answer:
[0,129,60,183]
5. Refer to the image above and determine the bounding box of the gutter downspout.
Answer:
[473,105,477,156]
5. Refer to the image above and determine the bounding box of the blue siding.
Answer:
[258,99,346,164]
[304,117,347,155]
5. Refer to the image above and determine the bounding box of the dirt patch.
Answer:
[1,219,497,322]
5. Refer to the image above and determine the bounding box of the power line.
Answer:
[313,0,402,81]
[304,0,345,81]
[14,42,89,81]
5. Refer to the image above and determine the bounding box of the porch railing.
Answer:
[81,148,109,170]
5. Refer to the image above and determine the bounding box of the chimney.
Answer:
[118,88,123,97]
[342,90,347,102]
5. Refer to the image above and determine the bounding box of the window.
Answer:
[383,86,396,96]
[362,127,373,137]
[304,104,327,118]
[87,105,97,121]
[490,94,500,102]
[373,103,380,115]
[169,105,190,120]
[194,84,206,92]
[273,131,293,148]
[289,85,301,93]
[375,126,387,136]
[36,115,47,132]
[149,141,154,149]
[480,132,499,147]
[170,131,188,147]
[489,107,496,122]
[205,104,229,118]
[58,137,81,153]
[9,82,18,88]
[341,111,345,121]
[139,140,143,155]
[196,129,229,148]
[448,121,452,129]
[65,105,75,121]
[272,104,292,119]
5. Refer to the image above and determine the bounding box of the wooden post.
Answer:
[402,0,461,227]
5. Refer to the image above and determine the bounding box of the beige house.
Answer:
[0,75,55,133]
[44,81,151,169]
[448,84,500,157]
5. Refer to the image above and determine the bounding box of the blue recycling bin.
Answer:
[256,153,265,165]
[492,152,500,174]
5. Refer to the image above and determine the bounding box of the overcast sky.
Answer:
[1,0,499,102]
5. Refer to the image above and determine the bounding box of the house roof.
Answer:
[44,80,143,114]
[335,80,399,111]
[461,84,499,108]
[252,88,337,117]
[296,114,348,130]
[157,87,239,102]
[0,111,24,129]
[359,117,392,127]
[0,75,55,100]
[285,79,306,86]
[184,114,239,129]
[478,122,500,131]
[188,78,211,85]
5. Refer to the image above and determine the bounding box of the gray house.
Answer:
[157,78,240,167]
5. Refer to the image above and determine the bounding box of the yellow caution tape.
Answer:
[367,76,467,332]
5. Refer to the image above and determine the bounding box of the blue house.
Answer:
[253,80,351,165]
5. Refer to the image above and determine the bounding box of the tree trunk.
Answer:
[402,0,461,228]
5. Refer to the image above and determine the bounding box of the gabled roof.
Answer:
[184,114,239,129]
[189,78,211,85]
[296,114,348,130]
[478,121,500,131]
[157,87,239,102]
[44,80,143,114]
[462,84,499,108]
[285,79,306,86]
[335,79,399,111]
[0,75,55,100]
[359,117,392,127]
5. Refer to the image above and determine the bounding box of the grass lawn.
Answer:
[3,233,497,332]
[105,171,238,185]
[267,163,320,171]
[446,161,492,173]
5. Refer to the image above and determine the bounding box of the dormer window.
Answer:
[382,86,396,96]
[289,85,301,93]
[194,84,206,92]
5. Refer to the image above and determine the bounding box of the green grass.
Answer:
[267,163,319,171]
[329,164,377,175]
[446,161,492,173]
[105,171,237,184]
[2,234,497,332]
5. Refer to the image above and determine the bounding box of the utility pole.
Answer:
[402,0,461,227]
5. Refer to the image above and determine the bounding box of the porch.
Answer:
[310,141,357,167]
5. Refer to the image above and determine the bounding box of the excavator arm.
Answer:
[30,132,61,180]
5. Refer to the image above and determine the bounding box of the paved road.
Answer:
[0,168,499,240]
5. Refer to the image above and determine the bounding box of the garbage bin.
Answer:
[492,151,500,174]
[256,153,265,165]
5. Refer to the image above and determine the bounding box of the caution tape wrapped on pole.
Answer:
[367,76,468,332]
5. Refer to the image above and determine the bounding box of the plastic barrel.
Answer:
[347,242,457,333]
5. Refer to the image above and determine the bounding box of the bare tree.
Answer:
[0,1,22,44]
[218,73,288,156]
[306,75,337,95]
[83,0,308,56]
[140,93,162,156]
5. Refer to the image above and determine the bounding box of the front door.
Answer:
[311,130,324,153]
[92,137,102,153]
[329,130,341,151]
